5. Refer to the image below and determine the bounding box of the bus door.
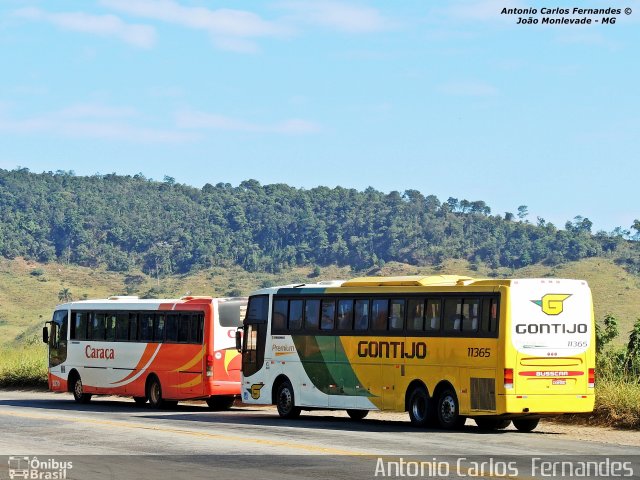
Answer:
[241,295,268,379]
[48,310,69,373]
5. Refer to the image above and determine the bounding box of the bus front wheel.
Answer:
[71,374,92,404]
[436,387,465,430]
[513,418,539,432]
[276,380,301,419]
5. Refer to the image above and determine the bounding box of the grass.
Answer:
[552,378,640,430]
[0,341,48,389]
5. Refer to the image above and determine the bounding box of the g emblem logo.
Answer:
[531,294,571,315]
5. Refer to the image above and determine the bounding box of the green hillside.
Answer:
[1,256,638,347]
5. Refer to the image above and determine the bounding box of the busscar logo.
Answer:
[530,294,571,315]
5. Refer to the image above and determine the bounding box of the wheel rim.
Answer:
[412,395,426,422]
[279,387,292,413]
[440,394,457,424]
[74,378,83,398]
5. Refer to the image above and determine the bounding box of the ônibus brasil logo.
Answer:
[530,294,572,316]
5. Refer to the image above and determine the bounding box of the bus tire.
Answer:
[346,409,368,420]
[407,386,432,427]
[513,418,539,432]
[436,387,465,430]
[275,380,301,419]
[475,418,511,430]
[71,373,92,404]
[133,396,147,405]
[147,376,171,409]
[206,396,235,410]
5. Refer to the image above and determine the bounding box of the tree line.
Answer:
[0,168,638,276]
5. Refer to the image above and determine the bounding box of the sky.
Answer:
[0,0,638,233]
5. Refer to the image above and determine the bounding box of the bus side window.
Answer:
[462,299,480,333]
[105,314,117,342]
[289,300,304,331]
[304,299,320,331]
[154,314,166,342]
[371,299,389,331]
[89,313,106,341]
[165,314,178,342]
[140,313,154,342]
[272,299,288,332]
[389,299,405,331]
[354,299,369,331]
[407,299,424,332]
[128,313,139,341]
[115,313,128,341]
[72,312,88,340]
[444,298,462,334]
[425,299,441,332]
[192,314,204,343]
[489,298,499,335]
[178,314,191,343]
[337,299,354,330]
[320,299,335,331]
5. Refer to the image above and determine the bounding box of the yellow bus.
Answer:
[238,275,595,432]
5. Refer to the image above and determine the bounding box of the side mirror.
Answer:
[42,326,49,344]
[235,329,242,352]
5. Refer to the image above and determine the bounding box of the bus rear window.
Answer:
[218,299,247,327]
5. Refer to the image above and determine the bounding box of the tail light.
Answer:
[504,368,514,389]
[206,354,214,377]
[588,368,595,388]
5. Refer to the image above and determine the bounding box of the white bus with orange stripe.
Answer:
[43,295,246,409]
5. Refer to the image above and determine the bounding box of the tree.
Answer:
[632,219,640,240]
[517,205,528,221]
[624,319,640,376]
[595,314,618,355]
[58,288,72,303]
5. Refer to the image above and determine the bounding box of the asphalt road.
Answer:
[0,390,638,480]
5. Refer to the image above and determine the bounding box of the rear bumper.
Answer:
[501,393,595,414]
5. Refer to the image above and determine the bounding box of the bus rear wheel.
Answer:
[346,409,368,420]
[276,380,301,419]
[71,374,92,404]
[436,387,465,430]
[147,377,175,409]
[513,418,539,432]
[475,418,511,430]
[206,396,235,410]
[407,386,432,427]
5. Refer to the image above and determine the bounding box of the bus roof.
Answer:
[250,276,588,295]
[54,295,246,310]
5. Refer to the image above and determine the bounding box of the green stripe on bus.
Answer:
[291,335,373,398]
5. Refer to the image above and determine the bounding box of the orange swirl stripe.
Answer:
[111,344,159,385]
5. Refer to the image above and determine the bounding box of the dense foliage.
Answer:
[0,168,638,276]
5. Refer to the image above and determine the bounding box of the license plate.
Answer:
[552,379,566,385]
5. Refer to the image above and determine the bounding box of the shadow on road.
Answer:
[0,394,553,436]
